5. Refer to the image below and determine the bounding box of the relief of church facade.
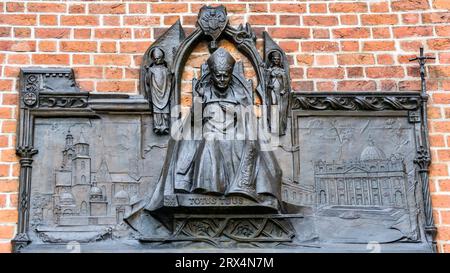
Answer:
[314,140,407,208]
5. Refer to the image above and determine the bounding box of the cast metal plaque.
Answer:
[12,6,435,253]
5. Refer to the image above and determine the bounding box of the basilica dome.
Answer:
[360,141,385,161]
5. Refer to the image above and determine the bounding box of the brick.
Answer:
[40,15,57,26]
[377,54,395,65]
[391,0,429,11]
[7,54,29,65]
[400,41,424,52]
[289,67,303,80]
[0,15,36,26]
[429,66,450,78]
[9,194,17,208]
[433,121,450,133]
[296,55,314,66]
[337,54,375,65]
[347,67,364,78]
[95,28,132,39]
[428,39,450,50]
[393,27,433,38]
[0,243,11,253]
[433,0,450,9]
[279,16,300,25]
[430,135,445,147]
[61,16,98,26]
[430,163,449,176]
[0,41,35,52]
[27,3,66,13]
[104,16,121,26]
[129,4,147,14]
[317,82,335,91]
[441,211,450,225]
[363,41,395,51]
[0,27,11,37]
[6,2,24,12]
[439,180,450,191]
[104,68,123,79]
[61,41,97,53]
[361,14,398,25]
[74,67,103,79]
[309,4,327,13]
[35,28,70,39]
[125,68,139,79]
[270,4,306,13]
[0,107,13,117]
[163,16,179,26]
[222,4,247,14]
[0,165,9,177]
[249,15,276,25]
[0,80,13,91]
[422,12,450,23]
[307,68,344,79]
[303,16,338,27]
[69,4,85,14]
[2,93,18,106]
[74,29,91,40]
[151,3,188,13]
[433,93,450,104]
[366,67,405,78]
[370,2,390,13]
[14,28,30,38]
[120,42,149,54]
[432,195,450,208]
[1,121,16,134]
[279,41,298,53]
[333,28,370,39]
[329,3,367,13]
[292,81,314,91]
[0,135,8,147]
[72,54,90,65]
[32,54,69,65]
[0,225,14,239]
[341,41,359,52]
[39,41,56,52]
[402,13,420,24]
[124,16,160,26]
[100,42,117,53]
[94,55,131,66]
[440,53,450,64]
[96,81,136,93]
[89,3,125,14]
[313,29,329,39]
[315,55,335,66]
[437,150,450,161]
[340,15,359,25]
[0,149,17,162]
[372,28,390,39]
[436,26,450,37]
[337,81,377,91]
[268,28,309,39]
[302,41,339,52]
[249,4,267,13]
[0,210,17,223]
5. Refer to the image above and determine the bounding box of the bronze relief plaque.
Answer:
[13,6,435,253]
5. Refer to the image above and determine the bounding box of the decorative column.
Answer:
[410,47,437,252]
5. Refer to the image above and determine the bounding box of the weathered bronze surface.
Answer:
[13,5,435,253]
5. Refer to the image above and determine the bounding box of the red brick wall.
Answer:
[1,0,450,253]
